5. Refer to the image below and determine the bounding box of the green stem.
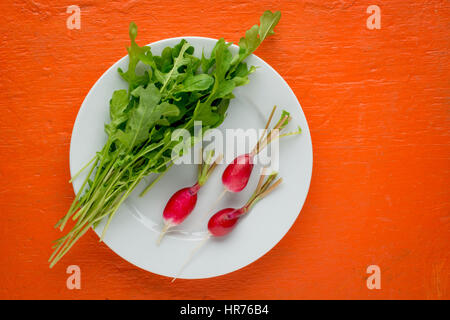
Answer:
[100,161,153,241]
[56,156,100,230]
[51,111,197,266]
[69,154,98,183]
[139,162,173,197]
[50,222,93,268]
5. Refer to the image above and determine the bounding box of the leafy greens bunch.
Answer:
[49,10,281,267]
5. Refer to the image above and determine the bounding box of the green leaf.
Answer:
[109,89,129,119]
[121,88,179,147]
[214,39,233,80]
[234,10,281,68]
[233,62,256,78]
[193,100,220,127]
[149,126,164,141]
[124,84,162,148]
[214,98,231,127]
[172,39,194,57]
[180,74,214,92]
[279,110,290,129]
[105,90,129,136]
[156,118,171,126]
[157,101,180,117]
[201,39,230,73]
[193,40,234,126]
[140,50,156,69]
[201,50,213,73]
[118,22,150,89]
[231,76,249,87]
[238,24,259,59]
[215,80,235,99]
[258,10,281,42]
[158,42,191,92]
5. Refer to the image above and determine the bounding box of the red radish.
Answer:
[162,184,200,224]
[221,154,254,192]
[221,106,299,194]
[209,171,282,237]
[207,208,241,236]
[172,171,282,282]
[157,151,222,244]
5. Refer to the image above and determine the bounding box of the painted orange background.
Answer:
[0,0,448,300]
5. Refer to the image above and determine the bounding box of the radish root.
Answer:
[172,234,211,282]
[156,223,173,245]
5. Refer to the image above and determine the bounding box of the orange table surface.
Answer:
[0,0,448,300]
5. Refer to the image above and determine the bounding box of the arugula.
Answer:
[235,10,281,66]
[49,10,281,267]
[118,22,150,90]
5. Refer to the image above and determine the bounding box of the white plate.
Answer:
[70,37,313,279]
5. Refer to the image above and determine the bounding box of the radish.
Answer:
[157,150,222,244]
[221,154,254,193]
[209,171,282,236]
[217,106,300,203]
[172,171,282,281]
[199,107,299,221]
